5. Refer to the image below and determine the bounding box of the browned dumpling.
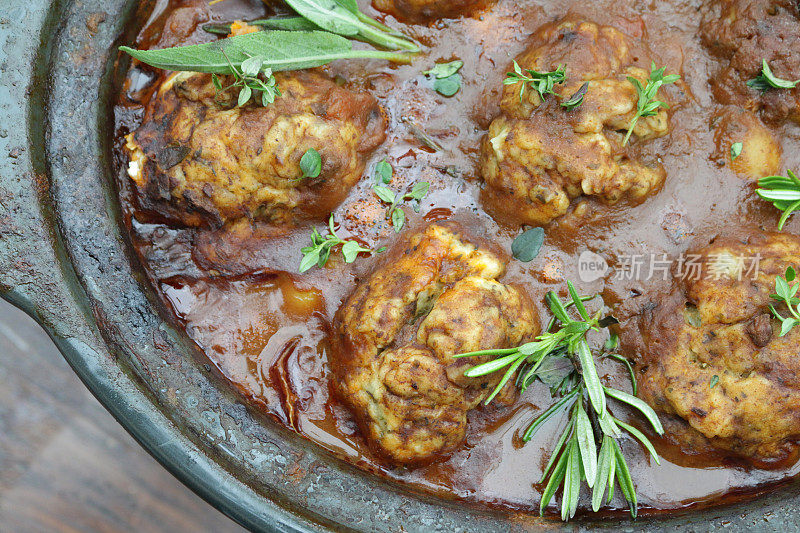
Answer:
[701,0,800,125]
[711,107,782,180]
[636,233,800,461]
[330,223,538,464]
[479,19,675,227]
[373,0,490,23]
[125,70,386,227]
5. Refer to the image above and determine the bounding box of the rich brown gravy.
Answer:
[113,0,800,516]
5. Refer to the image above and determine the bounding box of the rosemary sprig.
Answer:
[747,59,799,92]
[770,266,800,336]
[299,215,375,272]
[454,282,664,520]
[622,62,680,146]
[757,170,800,230]
[504,61,566,103]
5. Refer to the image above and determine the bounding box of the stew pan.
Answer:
[0,0,797,530]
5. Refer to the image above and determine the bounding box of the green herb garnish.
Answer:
[203,16,318,35]
[299,215,374,273]
[454,282,663,520]
[730,142,743,161]
[299,148,322,179]
[121,30,412,83]
[284,0,418,51]
[504,61,566,103]
[747,60,799,92]
[424,60,463,97]
[622,63,680,146]
[561,82,589,111]
[373,181,430,233]
[757,170,800,230]
[770,266,800,336]
[374,159,393,184]
[210,53,281,107]
[709,375,719,389]
[511,227,545,262]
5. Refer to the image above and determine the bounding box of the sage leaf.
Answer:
[511,227,545,262]
[284,0,361,36]
[120,30,409,74]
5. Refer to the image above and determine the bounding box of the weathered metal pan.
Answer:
[1,0,798,530]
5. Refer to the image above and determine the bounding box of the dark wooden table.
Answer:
[0,299,245,532]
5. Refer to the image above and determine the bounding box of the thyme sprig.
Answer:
[757,170,800,230]
[504,61,566,103]
[212,54,281,107]
[373,182,429,233]
[299,215,375,272]
[454,282,663,520]
[770,266,800,336]
[622,63,680,146]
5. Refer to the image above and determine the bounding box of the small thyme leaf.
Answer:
[622,62,680,146]
[406,181,430,201]
[424,61,464,96]
[391,207,405,233]
[561,82,589,111]
[424,60,463,79]
[709,375,719,389]
[504,61,566,103]
[747,59,799,92]
[730,142,743,161]
[432,74,462,96]
[373,185,396,204]
[300,148,322,179]
[374,159,393,184]
[238,84,252,106]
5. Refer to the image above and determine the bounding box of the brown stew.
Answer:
[113,0,800,516]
